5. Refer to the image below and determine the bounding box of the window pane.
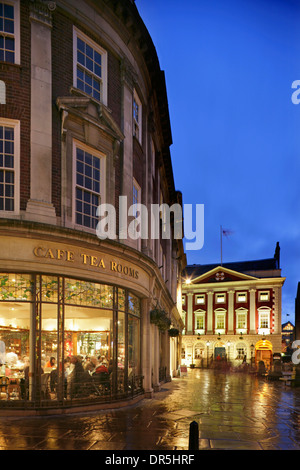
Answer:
[77,51,85,66]
[77,37,85,52]
[5,50,14,63]
[4,4,14,20]
[5,197,13,211]
[5,37,14,51]
[4,18,13,34]
[75,147,102,228]
[75,34,104,102]
[86,44,93,59]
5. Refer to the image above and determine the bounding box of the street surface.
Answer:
[0,369,300,450]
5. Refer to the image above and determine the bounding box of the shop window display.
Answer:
[0,273,142,408]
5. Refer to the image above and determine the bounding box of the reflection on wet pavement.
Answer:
[1,369,300,450]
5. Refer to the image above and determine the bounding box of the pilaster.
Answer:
[207,291,213,333]
[25,0,57,224]
[249,288,256,334]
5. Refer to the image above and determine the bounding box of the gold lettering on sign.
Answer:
[33,246,139,279]
[110,261,139,279]
[80,254,106,268]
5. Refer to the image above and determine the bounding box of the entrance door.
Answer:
[214,347,226,359]
[256,349,272,370]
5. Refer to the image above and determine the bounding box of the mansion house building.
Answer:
[181,243,285,370]
[0,0,185,413]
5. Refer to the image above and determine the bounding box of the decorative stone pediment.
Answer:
[190,266,258,285]
[56,96,125,143]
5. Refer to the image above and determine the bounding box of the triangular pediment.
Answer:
[190,266,258,285]
[56,96,125,142]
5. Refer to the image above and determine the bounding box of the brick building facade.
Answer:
[0,0,185,412]
[181,244,285,370]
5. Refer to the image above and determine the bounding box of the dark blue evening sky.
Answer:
[136,0,300,322]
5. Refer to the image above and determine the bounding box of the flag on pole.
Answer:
[220,226,234,265]
[222,228,234,237]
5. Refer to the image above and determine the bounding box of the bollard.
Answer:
[189,420,199,450]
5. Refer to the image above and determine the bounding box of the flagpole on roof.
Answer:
[220,225,223,266]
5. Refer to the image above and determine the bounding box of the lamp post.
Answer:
[206,341,210,368]
[227,341,231,362]
[250,343,254,367]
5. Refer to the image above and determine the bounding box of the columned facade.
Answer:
[181,248,285,370]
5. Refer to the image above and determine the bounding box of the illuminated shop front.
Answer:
[0,272,142,407]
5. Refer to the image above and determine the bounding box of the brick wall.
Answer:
[0,1,31,211]
[51,8,123,218]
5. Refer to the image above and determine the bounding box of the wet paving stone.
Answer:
[1,369,300,450]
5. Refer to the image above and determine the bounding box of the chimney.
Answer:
[274,242,280,269]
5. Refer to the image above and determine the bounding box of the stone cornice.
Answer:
[29,1,55,27]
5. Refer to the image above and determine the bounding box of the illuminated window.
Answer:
[73,27,107,104]
[216,293,226,303]
[237,292,247,302]
[216,313,225,329]
[237,312,247,329]
[196,294,205,305]
[0,1,20,64]
[259,291,270,301]
[259,312,269,329]
[195,314,204,330]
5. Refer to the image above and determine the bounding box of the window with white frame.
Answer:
[133,90,142,143]
[74,141,105,229]
[195,313,205,330]
[0,1,20,64]
[259,291,270,301]
[259,311,269,329]
[73,27,107,104]
[258,307,271,334]
[216,313,225,330]
[216,293,226,303]
[237,292,247,302]
[0,119,19,213]
[237,311,247,329]
[196,294,205,305]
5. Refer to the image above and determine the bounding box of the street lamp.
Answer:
[250,343,254,366]
[227,341,231,362]
[206,341,210,368]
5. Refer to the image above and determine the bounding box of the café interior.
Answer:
[0,273,142,408]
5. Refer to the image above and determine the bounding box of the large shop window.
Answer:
[0,274,142,407]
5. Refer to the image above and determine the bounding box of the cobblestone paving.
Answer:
[1,369,300,450]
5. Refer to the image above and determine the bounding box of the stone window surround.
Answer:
[72,138,106,230]
[0,117,20,215]
[73,26,108,106]
[0,0,20,65]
